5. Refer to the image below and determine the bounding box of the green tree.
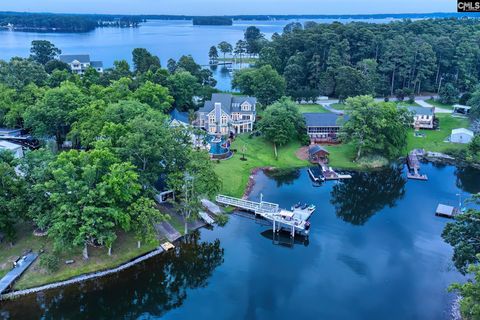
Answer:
[341,95,412,160]
[45,149,141,258]
[442,195,480,273]
[30,40,61,65]
[133,81,174,113]
[167,71,199,110]
[334,66,368,100]
[0,57,48,89]
[24,81,87,148]
[208,46,219,62]
[217,41,233,61]
[168,151,220,234]
[439,82,459,104]
[258,97,305,150]
[129,197,168,248]
[449,255,480,320]
[244,26,264,55]
[232,65,286,105]
[44,59,70,74]
[132,48,161,74]
[0,151,26,243]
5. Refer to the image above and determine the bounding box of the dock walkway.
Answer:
[0,253,38,294]
[406,152,428,180]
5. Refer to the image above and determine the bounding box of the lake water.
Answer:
[2,163,479,319]
[0,18,397,91]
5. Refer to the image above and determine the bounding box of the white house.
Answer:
[0,140,24,158]
[59,54,104,75]
[450,128,474,144]
[405,106,435,129]
[196,93,257,135]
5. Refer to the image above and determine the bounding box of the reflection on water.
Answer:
[330,166,407,225]
[455,166,480,194]
[264,168,301,188]
[0,232,224,319]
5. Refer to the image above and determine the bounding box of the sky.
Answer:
[1,0,456,16]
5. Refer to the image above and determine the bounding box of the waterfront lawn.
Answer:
[426,99,454,110]
[297,104,329,113]
[324,143,362,170]
[14,231,159,290]
[407,114,470,153]
[330,103,346,110]
[0,223,161,290]
[214,134,308,197]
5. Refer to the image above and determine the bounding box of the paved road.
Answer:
[415,99,452,113]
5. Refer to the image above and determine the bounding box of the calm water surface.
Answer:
[0,18,397,91]
[1,163,479,320]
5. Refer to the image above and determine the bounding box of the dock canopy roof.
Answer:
[309,145,329,156]
[303,113,347,127]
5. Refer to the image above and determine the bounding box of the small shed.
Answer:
[450,128,474,144]
[309,145,330,162]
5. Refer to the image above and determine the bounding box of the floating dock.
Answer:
[406,152,428,180]
[307,167,324,183]
[319,163,352,180]
[435,204,460,219]
[215,195,314,237]
[199,211,215,225]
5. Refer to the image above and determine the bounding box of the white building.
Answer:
[59,54,104,75]
[0,140,24,158]
[450,128,474,144]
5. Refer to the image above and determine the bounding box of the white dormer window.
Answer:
[241,102,251,111]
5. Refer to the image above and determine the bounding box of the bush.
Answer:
[215,213,229,226]
[39,253,60,273]
[357,155,389,168]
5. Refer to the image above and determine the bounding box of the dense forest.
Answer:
[0,12,142,32]
[239,18,480,101]
[193,17,233,26]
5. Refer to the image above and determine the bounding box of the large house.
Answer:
[196,93,257,135]
[404,106,435,129]
[59,54,104,75]
[304,113,348,143]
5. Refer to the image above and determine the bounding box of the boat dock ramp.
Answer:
[0,252,38,294]
[215,195,314,237]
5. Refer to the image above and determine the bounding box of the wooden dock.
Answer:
[406,152,428,180]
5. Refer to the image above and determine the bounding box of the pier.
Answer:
[406,152,428,180]
[215,195,312,236]
[0,253,38,294]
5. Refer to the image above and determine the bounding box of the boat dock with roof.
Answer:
[215,195,314,237]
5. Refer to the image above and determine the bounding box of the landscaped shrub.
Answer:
[39,253,60,273]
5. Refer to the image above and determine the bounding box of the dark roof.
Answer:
[170,108,190,124]
[403,106,434,116]
[309,145,329,155]
[59,54,91,64]
[198,93,256,114]
[304,113,347,127]
[90,61,103,68]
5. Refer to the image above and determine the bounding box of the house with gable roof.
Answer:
[60,54,104,75]
[196,93,257,135]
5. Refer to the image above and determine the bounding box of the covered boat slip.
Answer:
[215,195,313,236]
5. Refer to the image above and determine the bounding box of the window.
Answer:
[209,115,215,124]
[241,103,250,111]
[221,115,228,125]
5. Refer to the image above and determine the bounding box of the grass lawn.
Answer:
[330,103,346,110]
[214,134,308,197]
[407,114,470,153]
[324,143,362,170]
[297,104,329,113]
[0,223,160,290]
[426,99,454,110]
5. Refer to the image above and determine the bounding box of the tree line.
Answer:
[0,41,220,261]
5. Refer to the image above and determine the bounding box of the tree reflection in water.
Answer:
[330,166,407,225]
[264,168,301,187]
[0,231,224,320]
[455,166,480,194]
